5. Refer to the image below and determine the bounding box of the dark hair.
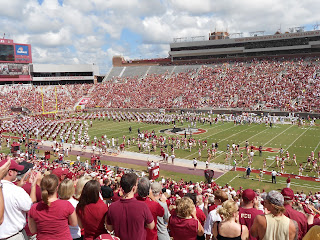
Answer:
[113,182,120,191]
[184,193,197,205]
[103,178,110,185]
[76,180,101,211]
[120,173,138,194]
[137,177,150,198]
[40,174,59,206]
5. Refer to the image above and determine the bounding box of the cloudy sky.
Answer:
[0,0,319,74]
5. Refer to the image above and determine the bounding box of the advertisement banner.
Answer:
[79,97,91,105]
[15,45,29,56]
[0,63,29,75]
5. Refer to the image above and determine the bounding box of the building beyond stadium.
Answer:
[168,30,320,61]
[0,38,99,85]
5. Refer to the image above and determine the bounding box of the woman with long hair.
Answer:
[74,176,92,200]
[58,178,82,240]
[28,174,77,239]
[212,200,249,240]
[76,180,109,240]
[169,197,204,240]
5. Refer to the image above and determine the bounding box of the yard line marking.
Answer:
[215,126,269,160]
[313,138,320,153]
[184,125,240,159]
[268,126,310,168]
[228,174,239,184]
[198,124,237,141]
[263,125,294,147]
[239,125,293,167]
[253,178,319,190]
[214,171,227,181]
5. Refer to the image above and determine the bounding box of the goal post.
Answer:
[41,86,58,115]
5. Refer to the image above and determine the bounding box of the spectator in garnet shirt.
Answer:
[281,188,308,240]
[28,174,78,240]
[76,180,109,240]
[169,197,204,240]
[137,177,165,240]
[239,189,264,240]
[106,173,155,240]
[184,193,206,240]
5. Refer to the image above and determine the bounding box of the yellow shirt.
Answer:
[302,225,320,240]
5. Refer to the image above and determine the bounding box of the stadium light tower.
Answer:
[229,32,243,38]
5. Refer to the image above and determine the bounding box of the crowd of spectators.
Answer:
[86,57,320,112]
[0,57,320,117]
[0,153,320,240]
[0,84,92,117]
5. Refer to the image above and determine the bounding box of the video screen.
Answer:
[0,44,15,62]
[0,64,29,75]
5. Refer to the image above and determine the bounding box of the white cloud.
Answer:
[1,0,320,74]
[168,0,213,14]
[0,0,27,18]
[31,28,73,47]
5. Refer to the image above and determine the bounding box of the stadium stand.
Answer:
[1,56,320,116]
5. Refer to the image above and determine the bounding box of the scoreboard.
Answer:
[0,39,32,78]
[0,39,32,64]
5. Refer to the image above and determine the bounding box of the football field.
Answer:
[87,118,320,177]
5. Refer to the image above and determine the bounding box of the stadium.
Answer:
[0,21,320,240]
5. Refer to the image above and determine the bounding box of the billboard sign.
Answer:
[15,45,29,56]
[79,97,91,105]
[14,43,32,63]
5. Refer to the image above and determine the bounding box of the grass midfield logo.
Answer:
[159,127,207,135]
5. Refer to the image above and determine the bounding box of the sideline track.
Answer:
[37,143,225,179]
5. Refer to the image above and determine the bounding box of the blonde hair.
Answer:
[218,200,238,221]
[58,179,75,200]
[268,201,286,215]
[196,194,203,205]
[74,175,92,199]
[176,197,195,218]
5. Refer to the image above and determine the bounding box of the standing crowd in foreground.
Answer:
[0,157,320,240]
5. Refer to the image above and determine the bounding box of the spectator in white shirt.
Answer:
[0,159,33,240]
[204,190,229,240]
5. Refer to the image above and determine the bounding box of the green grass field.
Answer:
[85,118,320,177]
[214,171,320,193]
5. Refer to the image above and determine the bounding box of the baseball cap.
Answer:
[52,167,69,179]
[18,161,34,175]
[266,190,284,207]
[281,188,294,200]
[242,189,256,201]
[0,159,24,172]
